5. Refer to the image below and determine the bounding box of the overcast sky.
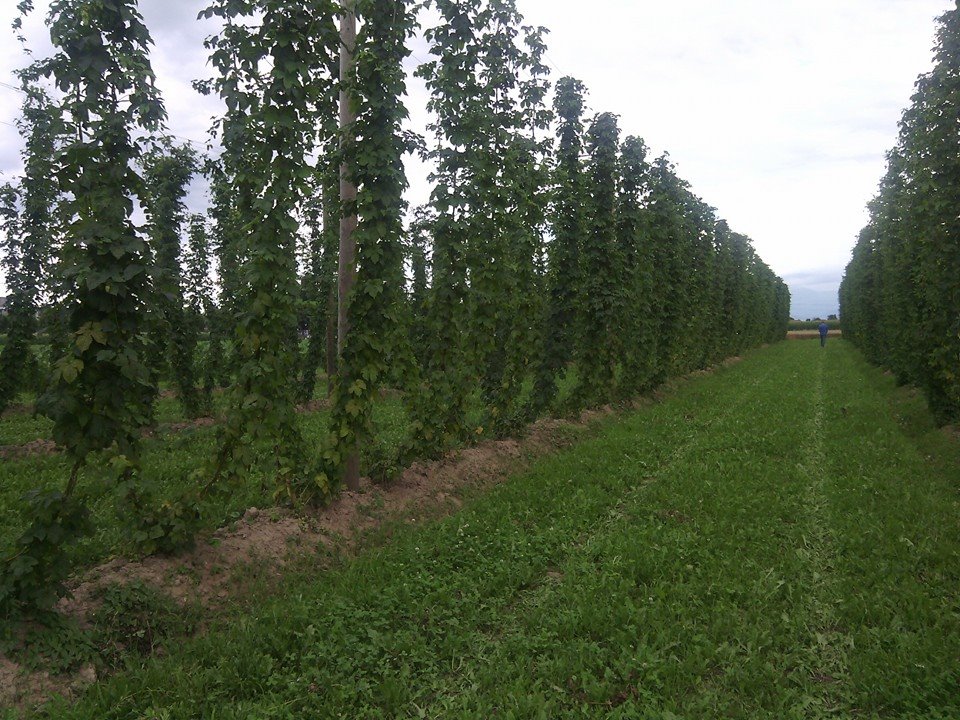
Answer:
[0,0,953,316]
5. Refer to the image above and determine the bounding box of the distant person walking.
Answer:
[818,321,829,347]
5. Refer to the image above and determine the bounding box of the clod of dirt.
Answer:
[71,665,97,691]
[297,398,330,413]
[656,509,691,523]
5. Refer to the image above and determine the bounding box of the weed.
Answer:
[12,619,96,675]
[90,581,197,668]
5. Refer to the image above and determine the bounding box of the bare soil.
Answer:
[297,398,330,413]
[0,658,87,715]
[141,416,217,438]
[0,439,59,461]
[0,404,32,418]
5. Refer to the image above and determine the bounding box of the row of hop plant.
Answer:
[839,4,960,426]
[0,0,788,621]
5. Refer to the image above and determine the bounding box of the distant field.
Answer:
[787,329,843,340]
[788,319,841,331]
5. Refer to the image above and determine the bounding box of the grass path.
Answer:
[793,349,849,717]
[16,341,960,719]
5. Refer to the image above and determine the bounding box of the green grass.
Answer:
[8,340,957,718]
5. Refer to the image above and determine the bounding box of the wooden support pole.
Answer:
[338,0,360,491]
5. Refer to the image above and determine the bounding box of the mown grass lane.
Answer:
[18,340,960,719]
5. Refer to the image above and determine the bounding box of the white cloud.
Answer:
[515,0,951,282]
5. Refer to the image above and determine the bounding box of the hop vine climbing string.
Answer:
[2,0,167,616]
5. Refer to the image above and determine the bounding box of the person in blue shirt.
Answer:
[818,321,829,347]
